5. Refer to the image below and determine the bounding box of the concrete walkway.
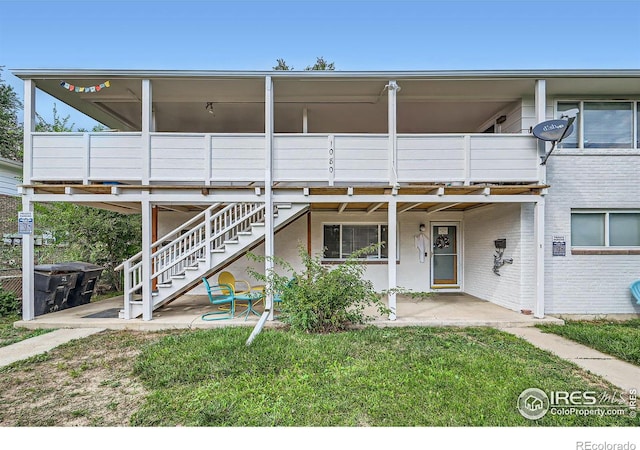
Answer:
[504,327,640,392]
[0,328,104,368]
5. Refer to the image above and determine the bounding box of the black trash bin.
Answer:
[64,262,104,307]
[34,264,80,316]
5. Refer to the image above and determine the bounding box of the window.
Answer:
[571,211,640,247]
[323,224,388,259]
[557,101,638,149]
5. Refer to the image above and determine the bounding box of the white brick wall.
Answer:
[545,154,640,314]
[464,203,534,312]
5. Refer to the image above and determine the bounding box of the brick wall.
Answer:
[464,203,535,312]
[545,154,640,314]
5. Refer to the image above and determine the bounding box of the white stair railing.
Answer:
[117,202,267,317]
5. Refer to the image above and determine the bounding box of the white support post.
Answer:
[83,132,90,184]
[388,197,397,320]
[142,79,153,185]
[141,197,153,320]
[302,107,308,133]
[23,79,35,185]
[534,197,545,318]
[463,134,471,185]
[123,259,131,319]
[21,80,35,321]
[535,79,547,185]
[388,80,398,187]
[204,134,212,185]
[264,76,275,320]
[21,197,34,321]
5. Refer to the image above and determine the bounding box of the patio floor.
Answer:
[14,292,564,331]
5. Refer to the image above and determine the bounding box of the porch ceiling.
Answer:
[27,75,543,133]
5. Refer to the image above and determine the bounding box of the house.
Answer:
[11,69,640,321]
[0,157,22,237]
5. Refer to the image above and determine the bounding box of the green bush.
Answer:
[248,244,391,333]
[0,288,20,317]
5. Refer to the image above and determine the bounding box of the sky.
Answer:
[1,0,639,129]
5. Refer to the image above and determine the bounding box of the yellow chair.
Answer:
[217,271,264,319]
[218,271,257,296]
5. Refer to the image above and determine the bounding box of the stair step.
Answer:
[198,257,206,262]
[157,283,172,288]
[238,231,252,236]
[172,274,186,280]
[275,203,292,209]
[185,266,199,271]
[211,248,226,253]
[224,239,239,245]
[252,223,265,227]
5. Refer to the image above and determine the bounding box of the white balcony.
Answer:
[29,132,539,186]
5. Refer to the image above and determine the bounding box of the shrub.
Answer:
[248,244,392,333]
[0,288,20,317]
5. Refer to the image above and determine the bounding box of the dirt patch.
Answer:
[0,330,171,426]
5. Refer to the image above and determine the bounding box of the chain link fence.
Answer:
[0,268,22,299]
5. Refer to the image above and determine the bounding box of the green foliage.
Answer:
[34,203,141,291]
[272,56,335,71]
[0,288,19,317]
[131,327,636,426]
[305,56,335,71]
[538,319,640,366]
[0,67,23,161]
[248,244,390,333]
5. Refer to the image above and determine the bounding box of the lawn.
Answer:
[538,319,640,366]
[130,326,636,426]
[0,315,52,348]
[1,326,636,426]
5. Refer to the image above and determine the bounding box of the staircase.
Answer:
[117,202,309,319]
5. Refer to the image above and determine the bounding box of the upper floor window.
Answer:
[557,101,639,149]
[323,224,388,260]
[571,210,640,247]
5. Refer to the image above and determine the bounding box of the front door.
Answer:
[431,223,459,287]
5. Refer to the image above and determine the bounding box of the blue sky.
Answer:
[1,0,639,129]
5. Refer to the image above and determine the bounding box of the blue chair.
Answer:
[631,280,640,305]
[201,278,236,321]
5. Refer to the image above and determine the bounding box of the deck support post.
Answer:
[387,80,398,187]
[21,79,36,321]
[265,76,275,320]
[534,197,545,318]
[141,197,153,320]
[388,197,397,320]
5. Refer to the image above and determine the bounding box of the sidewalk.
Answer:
[504,327,640,392]
[0,328,104,368]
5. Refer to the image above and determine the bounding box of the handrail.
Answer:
[120,202,266,315]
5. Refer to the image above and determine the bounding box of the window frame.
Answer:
[321,222,393,261]
[555,100,640,150]
[571,210,640,248]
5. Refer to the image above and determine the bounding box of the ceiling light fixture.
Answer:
[205,102,214,114]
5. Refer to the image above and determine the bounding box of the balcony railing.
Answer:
[28,132,539,185]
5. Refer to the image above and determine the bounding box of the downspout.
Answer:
[247,75,274,346]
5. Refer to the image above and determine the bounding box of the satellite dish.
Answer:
[533,112,579,165]
[532,120,574,142]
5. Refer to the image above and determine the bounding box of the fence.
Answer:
[0,268,22,299]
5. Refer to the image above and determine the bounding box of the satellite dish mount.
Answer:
[533,108,579,165]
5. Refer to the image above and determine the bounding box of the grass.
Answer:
[0,315,52,348]
[538,319,640,366]
[130,326,637,426]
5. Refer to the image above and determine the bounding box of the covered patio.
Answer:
[13,292,563,331]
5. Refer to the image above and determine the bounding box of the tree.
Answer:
[273,57,336,71]
[0,67,23,161]
[305,57,335,71]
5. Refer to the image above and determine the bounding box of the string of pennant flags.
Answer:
[60,80,110,93]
